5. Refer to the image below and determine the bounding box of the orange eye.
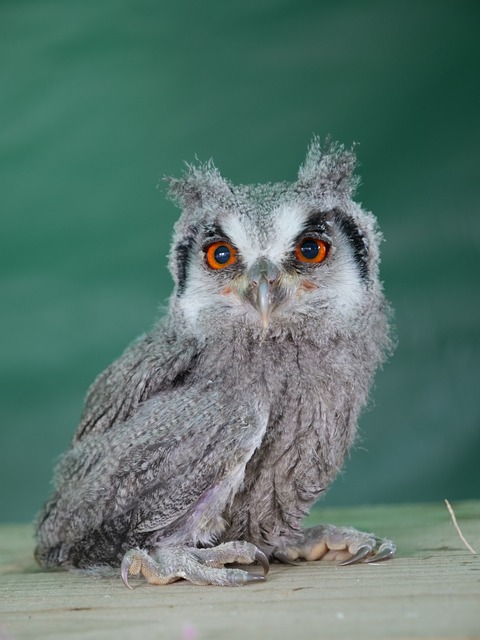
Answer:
[295,238,328,264]
[205,241,237,269]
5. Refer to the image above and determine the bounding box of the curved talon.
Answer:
[255,549,270,575]
[339,545,371,566]
[228,568,266,586]
[121,556,134,590]
[244,573,266,584]
[365,545,396,563]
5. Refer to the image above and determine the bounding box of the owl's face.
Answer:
[167,141,381,338]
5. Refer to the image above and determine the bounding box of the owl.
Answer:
[35,138,395,587]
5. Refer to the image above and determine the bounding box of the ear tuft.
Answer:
[164,159,232,210]
[297,136,359,197]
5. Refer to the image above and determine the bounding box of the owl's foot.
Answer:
[121,540,269,588]
[274,524,396,565]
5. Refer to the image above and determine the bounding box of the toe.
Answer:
[222,568,266,586]
[339,545,372,565]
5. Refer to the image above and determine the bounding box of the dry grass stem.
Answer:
[444,499,477,555]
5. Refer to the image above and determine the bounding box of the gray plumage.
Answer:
[35,138,393,577]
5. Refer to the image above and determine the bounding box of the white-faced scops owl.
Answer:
[35,139,396,587]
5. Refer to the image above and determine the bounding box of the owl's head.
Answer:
[166,138,384,339]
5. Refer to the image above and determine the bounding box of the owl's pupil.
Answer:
[300,239,319,260]
[214,245,231,264]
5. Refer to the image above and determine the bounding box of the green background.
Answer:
[1,1,479,523]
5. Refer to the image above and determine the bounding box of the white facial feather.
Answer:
[177,260,220,326]
[179,202,364,328]
[221,203,306,268]
[312,241,364,317]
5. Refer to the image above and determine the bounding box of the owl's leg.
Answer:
[274,524,396,565]
[121,540,269,588]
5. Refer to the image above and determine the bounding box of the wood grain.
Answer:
[1,502,479,639]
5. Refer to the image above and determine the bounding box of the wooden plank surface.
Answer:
[0,502,479,640]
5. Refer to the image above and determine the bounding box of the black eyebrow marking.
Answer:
[334,213,369,280]
[301,210,330,236]
[203,223,226,240]
[175,226,198,296]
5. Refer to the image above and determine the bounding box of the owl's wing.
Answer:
[36,386,268,564]
[75,321,199,441]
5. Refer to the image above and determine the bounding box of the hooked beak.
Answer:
[245,258,282,328]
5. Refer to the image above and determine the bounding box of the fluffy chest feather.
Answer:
[189,328,362,549]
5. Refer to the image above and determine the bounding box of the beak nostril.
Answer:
[248,258,280,287]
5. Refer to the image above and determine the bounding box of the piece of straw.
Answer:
[444,499,477,555]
